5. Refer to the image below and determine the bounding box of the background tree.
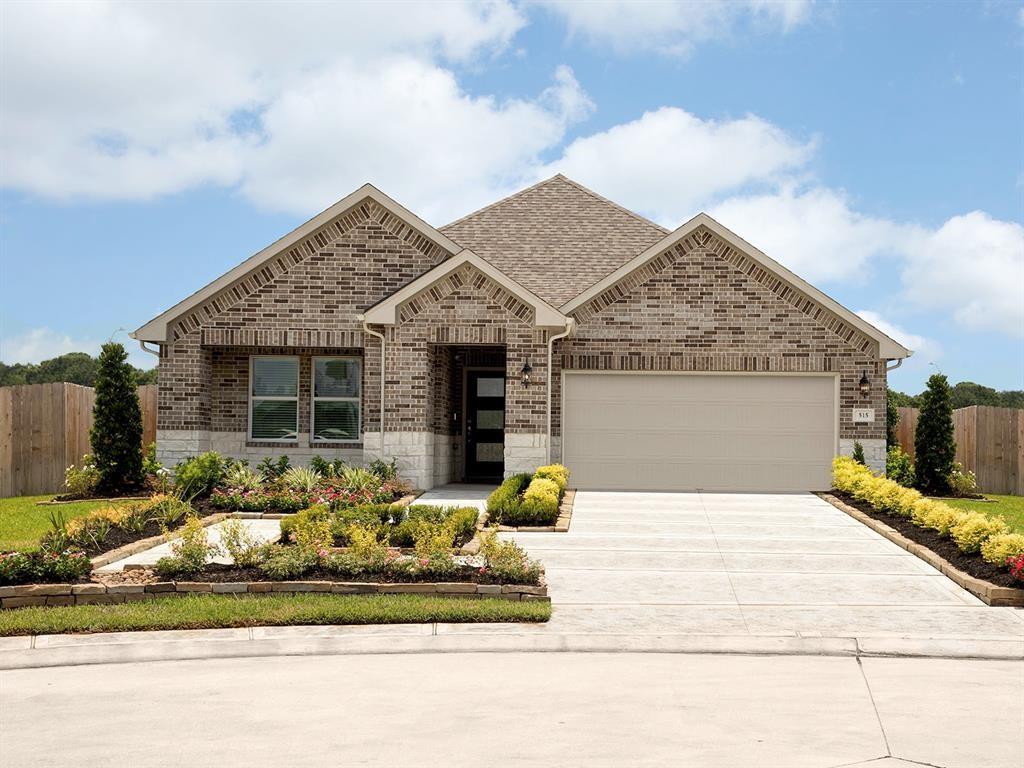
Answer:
[885,389,900,447]
[914,373,956,495]
[0,351,157,387]
[90,343,144,493]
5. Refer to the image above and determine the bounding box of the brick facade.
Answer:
[153,184,896,484]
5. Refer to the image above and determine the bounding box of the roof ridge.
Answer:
[439,175,564,231]
[553,175,670,235]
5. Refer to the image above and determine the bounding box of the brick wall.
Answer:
[555,229,886,444]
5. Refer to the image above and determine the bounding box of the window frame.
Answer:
[310,355,362,445]
[247,355,300,443]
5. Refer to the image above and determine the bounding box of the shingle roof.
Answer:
[440,174,669,307]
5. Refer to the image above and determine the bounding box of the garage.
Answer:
[562,372,838,492]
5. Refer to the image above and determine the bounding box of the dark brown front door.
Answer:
[466,371,505,481]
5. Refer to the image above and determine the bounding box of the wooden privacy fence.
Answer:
[895,405,1023,495]
[0,383,157,498]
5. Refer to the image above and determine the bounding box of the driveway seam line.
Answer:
[699,491,753,636]
[855,654,892,758]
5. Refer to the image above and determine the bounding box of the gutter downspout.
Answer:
[359,316,387,458]
[546,319,574,465]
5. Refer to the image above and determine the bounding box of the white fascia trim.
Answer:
[560,212,913,360]
[132,184,462,343]
[362,249,569,328]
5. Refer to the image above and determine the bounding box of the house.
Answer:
[132,175,911,492]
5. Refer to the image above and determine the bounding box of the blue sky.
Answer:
[1,0,1021,394]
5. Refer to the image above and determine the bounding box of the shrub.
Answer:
[391,505,478,547]
[346,524,389,569]
[886,389,900,447]
[258,545,318,580]
[522,477,560,515]
[368,457,399,482]
[280,466,322,493]
[914,373,956,495]
[340,466,380,493]
[219,519,266,568]
[257,455,292,479]
[175,452,228,498]
[1009,554,1024,583]
[947,463,978,497]
[289,506,334,551]
[411,521,459,575]
[90,342,145,494]
[910,499,964,536]
[980,533,1024,568]
[885,447,915,488]
[533,464,569,491]
[949,512,1009,554]
[0,549,91,586]
[142,442,163,477]
[155,515,220,577]
[64,455,100,497]
[486,474,530,521]
[851,441,866,466]
[142,494,193,527]
[223,463,264,492]
[310,455,346,478]
[479,531,543,585]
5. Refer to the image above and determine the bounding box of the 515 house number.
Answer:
[852,408,875,423]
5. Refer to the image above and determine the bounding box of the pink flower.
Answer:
[419,558,429,566]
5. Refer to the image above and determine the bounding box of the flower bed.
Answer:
[831,457,1024,588]
[486,464,570,527]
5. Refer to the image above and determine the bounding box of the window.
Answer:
[312,357,361,443]
[249,357,298,441]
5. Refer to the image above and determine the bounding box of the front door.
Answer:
[465,371,505,481]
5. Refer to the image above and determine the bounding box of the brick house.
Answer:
[133,175,910,491]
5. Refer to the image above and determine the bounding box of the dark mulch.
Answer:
[831,491,1019,588]
[78,520,176,557]
[106,562,537,587]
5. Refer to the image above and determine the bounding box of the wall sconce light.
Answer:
[858,370,871,398]
[520,360,533,387]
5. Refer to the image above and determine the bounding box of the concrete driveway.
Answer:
[502,491,1024,647]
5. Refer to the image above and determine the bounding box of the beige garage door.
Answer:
[562,373,837,492]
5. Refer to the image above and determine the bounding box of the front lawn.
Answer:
[936,494,1024,535]
[0,496,131,551]
[0,593,551,636]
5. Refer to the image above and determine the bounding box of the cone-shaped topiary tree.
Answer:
[914,373,956,495]
[851,441,866,466]
[90,342,144,494]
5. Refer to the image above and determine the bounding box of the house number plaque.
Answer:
[852,408,875,423]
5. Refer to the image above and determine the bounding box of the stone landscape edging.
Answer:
[0,579,548,609]
[819,492,1024,608]
[485,488,576,534]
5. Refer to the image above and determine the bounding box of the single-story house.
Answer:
[133,175,911,492]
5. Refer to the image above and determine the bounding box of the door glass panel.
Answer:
[476,377,505,397]
[475,443,504,463]
[476,409,504,430]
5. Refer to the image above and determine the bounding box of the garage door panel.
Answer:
[563,373,836,492]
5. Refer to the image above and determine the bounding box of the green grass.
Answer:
[0,495,131,551]
[935,494,1024,535]
[0,593,551,636]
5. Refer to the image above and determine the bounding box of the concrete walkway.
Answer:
[2,652,1020,767]
[95,518,282,572]
[412,483,494,512]
[502,491,1024,648]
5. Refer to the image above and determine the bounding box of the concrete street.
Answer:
[1,652,1020,767]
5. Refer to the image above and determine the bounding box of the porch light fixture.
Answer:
[520,360,533,387]
[858,370,871,398]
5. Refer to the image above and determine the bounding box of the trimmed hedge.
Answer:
[486,465,569,527]
[832,456,1019,571]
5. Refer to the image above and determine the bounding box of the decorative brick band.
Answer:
[398,264,535,327]
[820,493,1024,608]
[0,580,549,609]
[202,328,365,348]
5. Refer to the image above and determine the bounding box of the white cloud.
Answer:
[537,108,815,224]
[901,212,1024,338]
[709,185,914,282]
[0,328,154,369]
[855,310,942,362]
[535,0,813,56]
[0,1,527,203]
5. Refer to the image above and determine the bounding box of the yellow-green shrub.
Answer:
[949,513,1009,554]
[523,477,559,507]
[980,533,1024,567]
[910,499,965,536]
[534,464,569,491]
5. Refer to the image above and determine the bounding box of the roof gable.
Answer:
[440,175,667,306]
[361,250,568,328]
[564,213,912,360]
[133,184,459,343]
